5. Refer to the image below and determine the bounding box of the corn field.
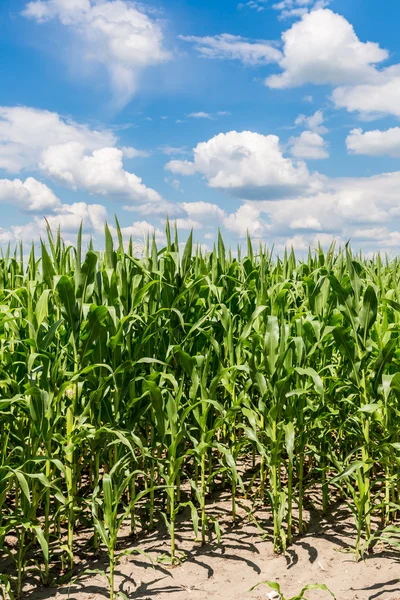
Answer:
[1,221,400,599]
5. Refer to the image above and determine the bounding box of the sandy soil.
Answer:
[23,493,400,600]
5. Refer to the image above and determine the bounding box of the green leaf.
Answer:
[41,242,55,288]
[218,229,226,271]
[359,285,378,340]
[14,471,30,503]
[358,403,380,414]
[102,474,114,532]
[331,460,364,484]
[105,223,116,270]
[182,230,193,275]
[294,583,336,600]
[296,367,323,396]
[57,275,78,332]
[32,525,49,563]
[249,581,283,595]
[35,289,51,328]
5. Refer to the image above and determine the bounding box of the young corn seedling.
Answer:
[90,459,155,600]
[250,580,336,600]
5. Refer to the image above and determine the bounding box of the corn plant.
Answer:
[1,224,400,598]
[250,580,336,600]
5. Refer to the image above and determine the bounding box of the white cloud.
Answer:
[187,111,231,120]
[171,179,181,191]
[125,199,183,217]
[275,232,341,253]
[10,201,107,242]
[248,170,400,243]
[114,220,166,244]
[295,110,327,134]
[350,227,400,250]
[121,146,150,158]
[164,177,182,191]
[238,0,329,14]
[188,112,215,120]
[333,66,400,118]
[166,130,321,199]
[40,143,161,204]
[289,215,322,230]
[265,8,400,120]
[158,145,189,156]
[238,1,268,12]
[0,106,163,207]
[266,9,388,89]
[167,160,197,176]
[0,106,115,174]
[273,0,331,20]
[178,200,267,239]
[180,33,282,66]
[352,227,390,241]
[23,0,171,107]
[346,127,400,157]
[181,201,226,223]
[173,218,202,229]
[289,131,329,159]
[0,177,61,212]
[223,204,267,237]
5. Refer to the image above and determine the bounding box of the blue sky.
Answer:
[2,0,400,253]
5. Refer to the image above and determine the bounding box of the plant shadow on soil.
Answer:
[17,489,400,600]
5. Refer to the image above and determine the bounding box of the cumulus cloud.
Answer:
[295,110,328,134]
[180,201,226,223]
[0,106,115,174]
[179,34,282,66]
[289,215,322,230]
[173,218,203,229]
[275,232,341,254]
[10,201,107,242]
[333,66,400,118]
[125,199,183,217]
[266,9,388,89]
[167,160,197,176]
[166,130,322,199]
[0,106,162,207]
[40,143,161,204]
[346,127,400,157]
[263,8,400,120]
[6,202,167,250]
[171,200,265,238]
[112,220,166,244]
[247,170,400,244]
[289,131,329,159]
[0,177,61,212]
[22,0,171,107]
[223,204,267,237]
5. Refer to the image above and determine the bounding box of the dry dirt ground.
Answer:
[24,493,400,600]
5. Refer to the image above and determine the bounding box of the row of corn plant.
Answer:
[1,221,400,599]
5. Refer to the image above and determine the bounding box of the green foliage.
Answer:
[1,224,400,598]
